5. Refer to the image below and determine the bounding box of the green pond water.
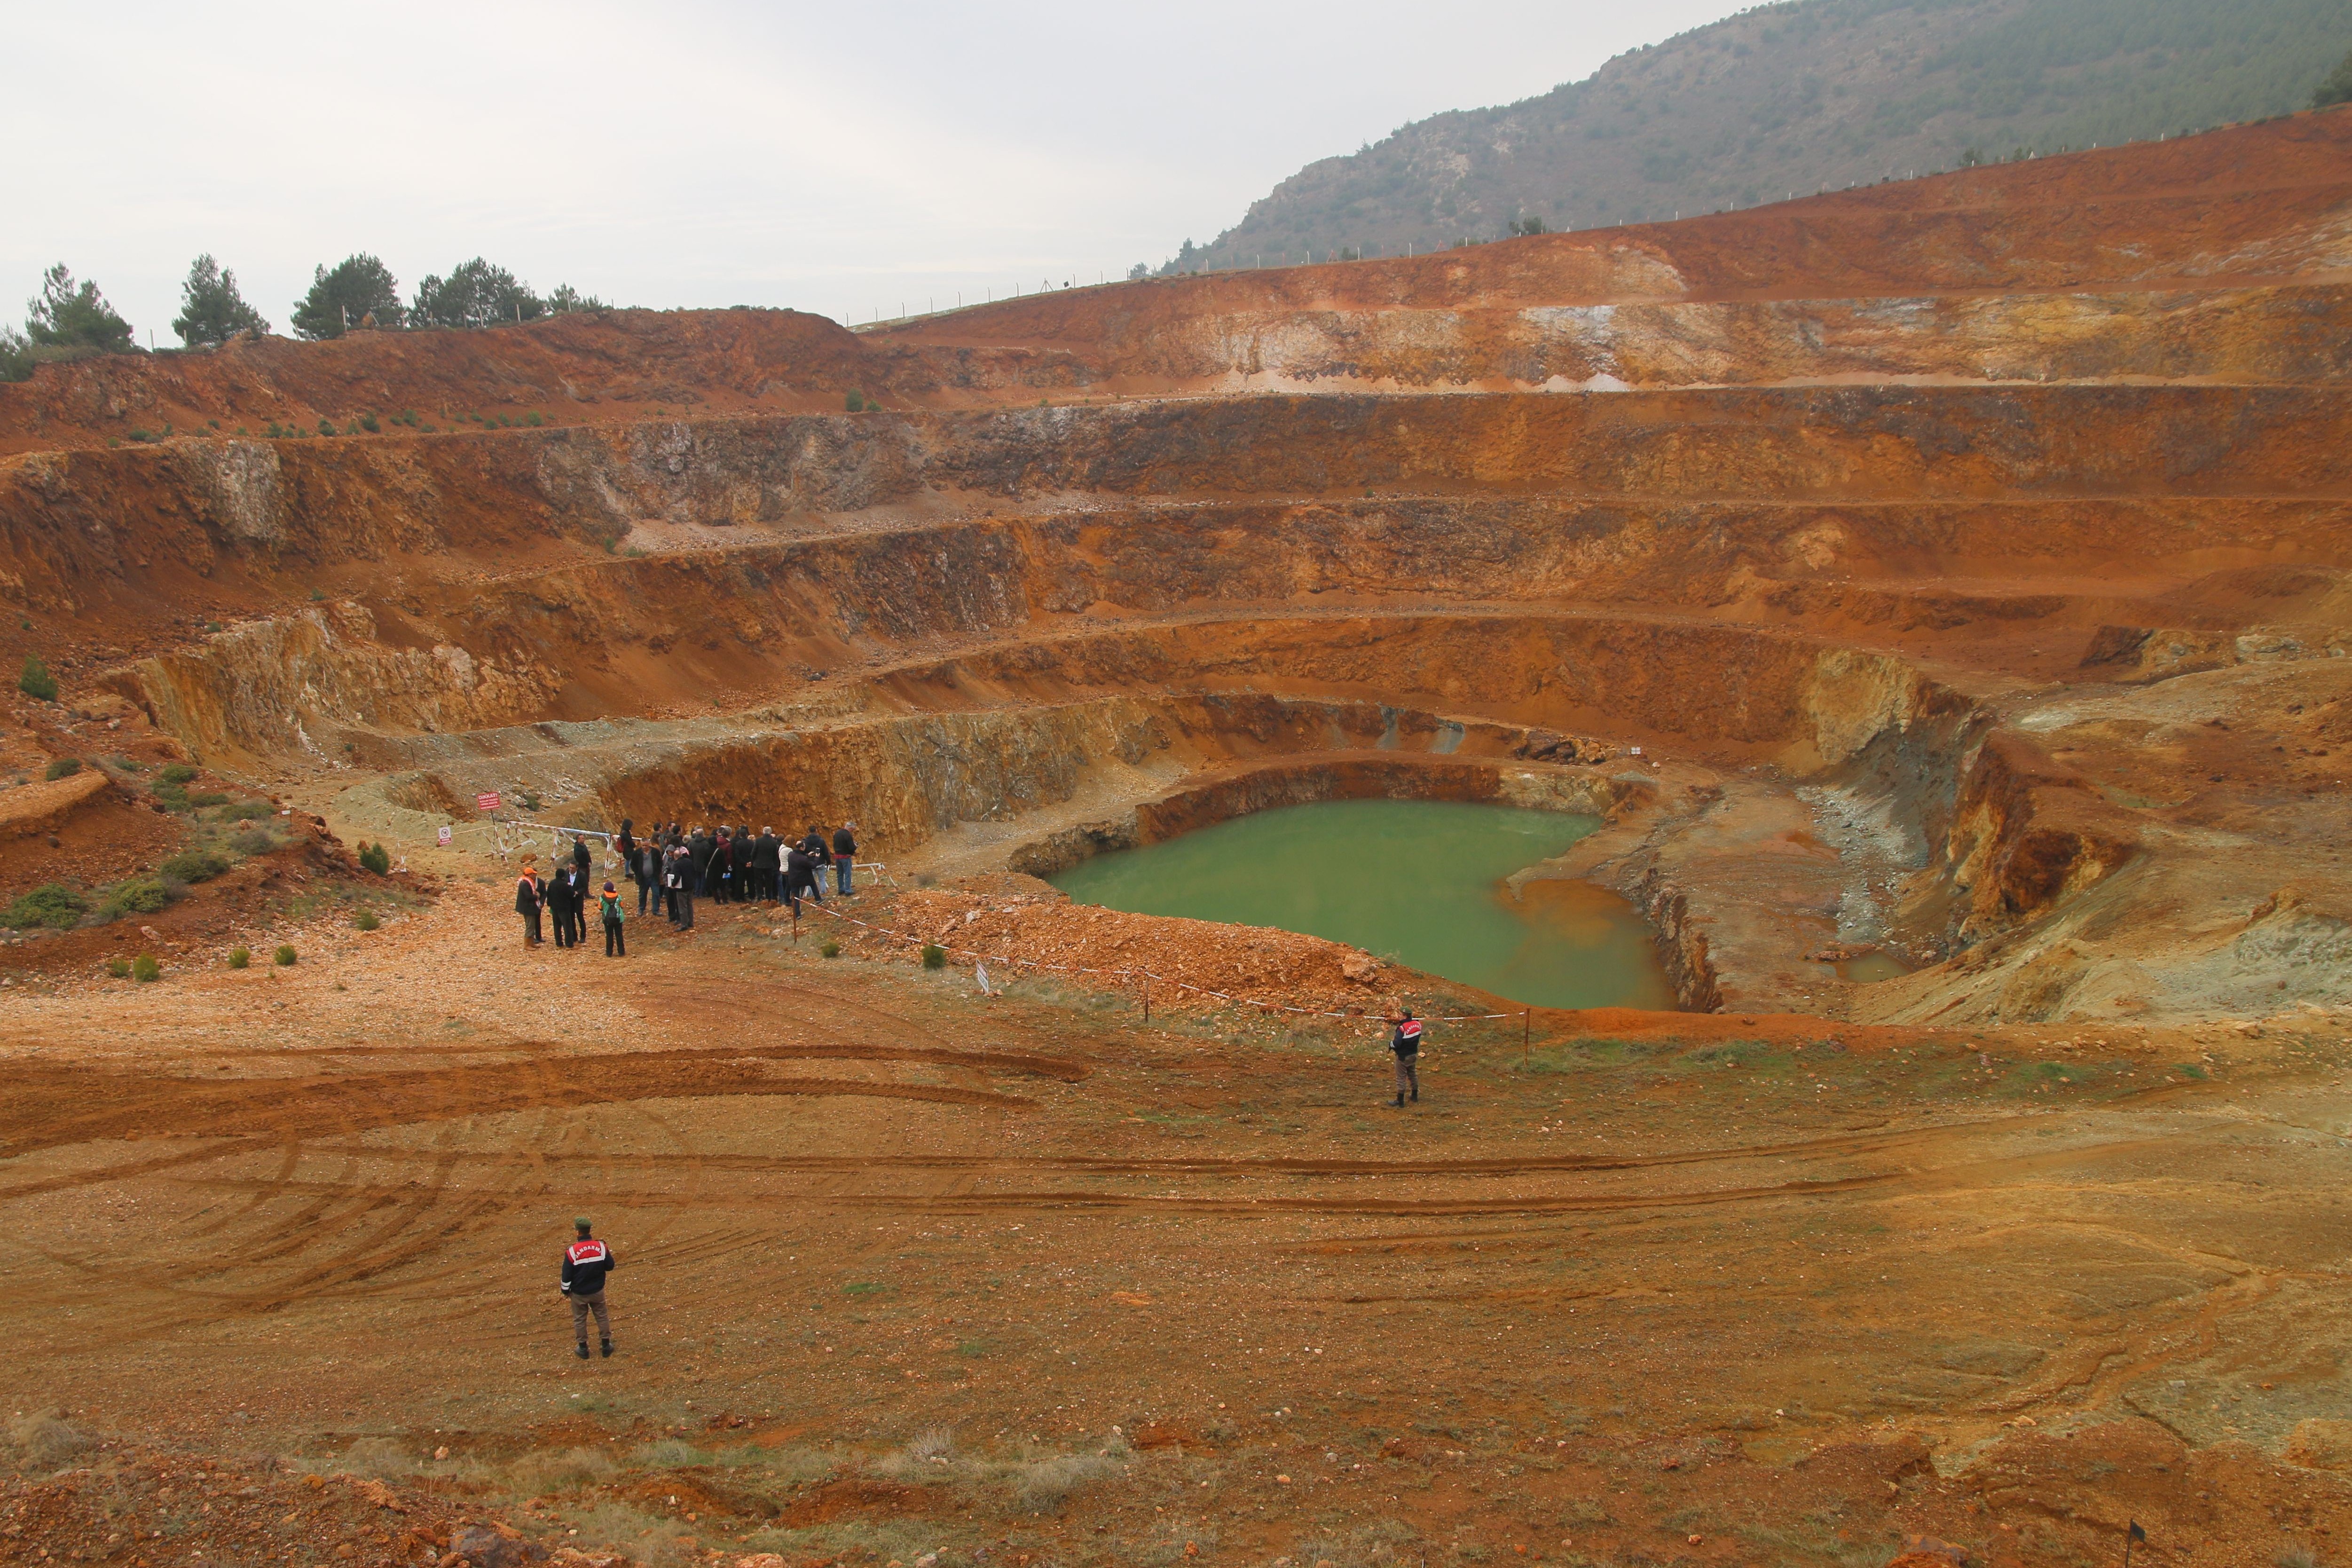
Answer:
[1048,798,1676,1010]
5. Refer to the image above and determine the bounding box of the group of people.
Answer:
[513,818,861,952]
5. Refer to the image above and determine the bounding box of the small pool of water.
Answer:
[1837,951,1916,985]
[1047,798,1676,1010]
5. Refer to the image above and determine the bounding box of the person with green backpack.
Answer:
[598,880,628,957]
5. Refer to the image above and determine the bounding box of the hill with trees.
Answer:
[1164,0,2352,272]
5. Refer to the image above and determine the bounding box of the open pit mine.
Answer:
[1,109,2351,1568]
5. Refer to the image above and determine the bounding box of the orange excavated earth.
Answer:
[2,109,2351,1568]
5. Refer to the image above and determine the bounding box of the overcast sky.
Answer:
[3,0,1749,339]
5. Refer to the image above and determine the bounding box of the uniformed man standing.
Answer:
[1389,1010,1423,1106]
[560,1216,618,1359]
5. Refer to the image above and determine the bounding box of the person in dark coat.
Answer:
[798,826,829,903]
[707,829,732,904]
[752,827,781,903]
[665,842,696,931]
[571,834,592,883]
[730,825,755,903]
[634,841,660,917]
[689,828,716,896]
[515,860,544,946]
[782,843,818,917]
[831,819,858,897]
[554,863,587,948]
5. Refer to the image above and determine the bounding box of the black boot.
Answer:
[600,1339,614,1358]
[1392,1094,1404,1107]
[575,1342,590,1360]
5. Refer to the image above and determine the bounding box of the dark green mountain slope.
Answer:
[1170,0,2352,273]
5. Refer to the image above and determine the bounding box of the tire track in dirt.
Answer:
[0,1055,1047,1164]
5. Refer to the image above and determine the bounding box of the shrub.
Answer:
[354,908,380,931]
[4,883,85,930]
[505,1445,616,1495]
[188,791,229,808]
[220,798,273,821]
[8,1409,92,1468]
[1011,1452,1117,1513]
[133,953,160,983]
[101,877,173,919]
[357,840,392,875]
[820,938,841,958]
[154,785,189,812]
[317,418,335,436]
[17,655,56,701]
[309,588,325,602]
[161,849,229,883]
[227,946,250,969]
[43,756,80,780]
[274,944,297,966]
[106,955,130,978]
[157,763,198,785]
[920,943,947,970]
[358,411,380,433]
[845,390,865,412]
[524,410,543,426]
[229,827,275,856]
[204,620,223,632]
[2316,47,2352,108]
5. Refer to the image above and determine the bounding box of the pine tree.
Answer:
[25,264,134,353]
[291,255,405,340]
[171,254,270,347]
[412,259,543,330]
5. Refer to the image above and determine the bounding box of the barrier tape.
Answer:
[785,898,1518,1027]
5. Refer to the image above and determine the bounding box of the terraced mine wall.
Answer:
[2,388,2346,756]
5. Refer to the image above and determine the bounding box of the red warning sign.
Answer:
[476,792,501,812]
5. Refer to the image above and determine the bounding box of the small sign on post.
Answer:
[476,791,501,813]
[437,824,453,846]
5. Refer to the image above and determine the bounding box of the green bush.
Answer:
[273,944,297,966]
[227,946,251,969]
[845,390,865,412]
[101,877,173,919]
[3,883,84,930]
[228,827,275,855]
[132,953,160,983]
[354,908,380,931]
[161,850,229,883]
[219,798,273,821]
[820,938,842,958]
[317,418,336,436]
[157,763,198,785]
[106,955,130,979]
[357,840,392,875]
[42,756,80,781]
[358,412,380,433]
[524,410,543,426]
[153,784,190,812]
[17,655,56,701]
[920,943,947,970]
[188,791,229,808]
